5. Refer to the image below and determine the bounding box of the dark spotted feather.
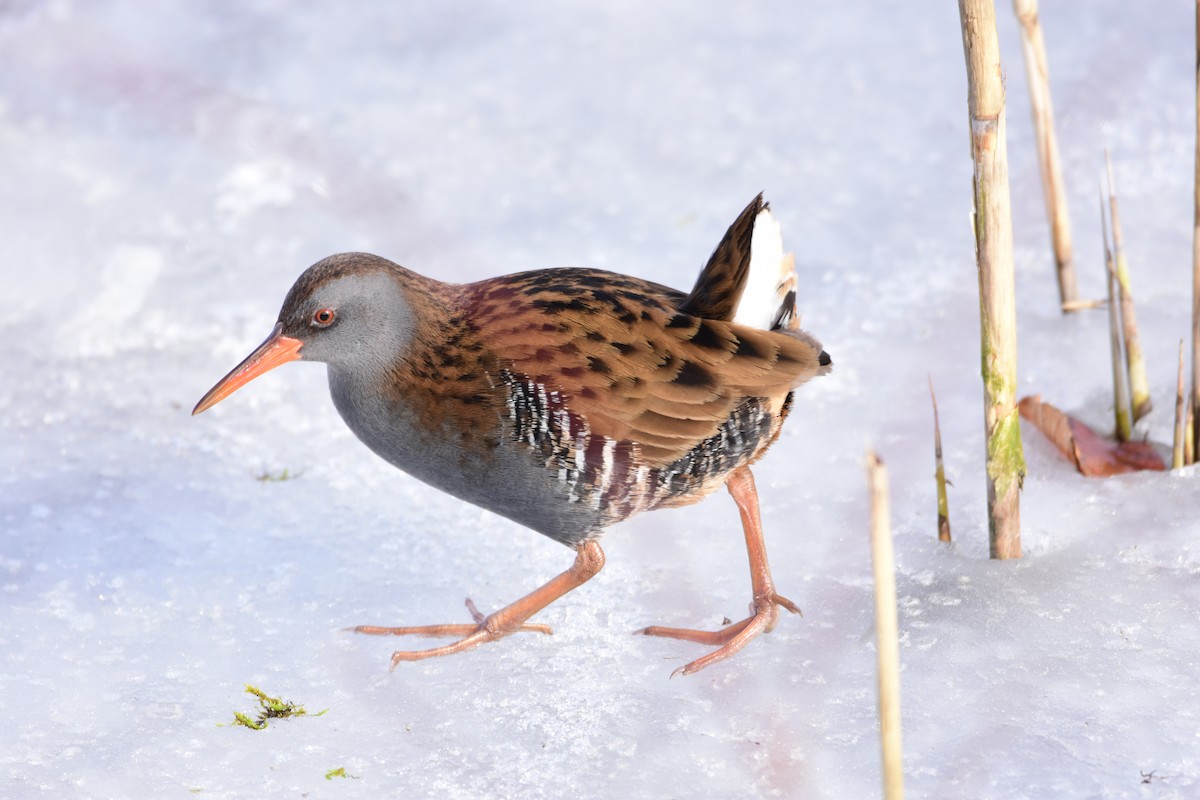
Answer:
[678,193,765,321]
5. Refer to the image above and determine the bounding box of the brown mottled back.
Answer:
[460,266,826,468]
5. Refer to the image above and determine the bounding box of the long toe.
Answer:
[636,617,753,646]
[351,621,553,638]
[672,607,774,677]
[639,592,799,676]
[361,541,605,670]
[351,623,482,638]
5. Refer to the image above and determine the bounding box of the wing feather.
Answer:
[467,268,826,468]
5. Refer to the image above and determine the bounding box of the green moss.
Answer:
[231,711,266,731]
[974,186,987,247]
[978,328,1016,405]
[222,684,328,731]
[986,407,1026,502]
[255,467,303,482]
[325,767,359,780]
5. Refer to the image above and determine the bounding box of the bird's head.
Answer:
[192,253,420,416]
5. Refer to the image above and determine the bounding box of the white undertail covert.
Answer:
[732,208,799,332]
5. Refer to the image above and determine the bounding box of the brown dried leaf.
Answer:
[1018,395,1166,477]
[1017,395,1076,465]
[1067,417,1166,476]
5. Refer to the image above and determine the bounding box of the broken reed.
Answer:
[1012,0,1077,310]
[866,451,905,800]
[1193,0,1200,461]
[1175,340,1186,469]
[959,0,1025,560]
[1105,150,1152,422]
[1100,187,1134,442]
[929,377,951,542]
[1060,298,1106,312]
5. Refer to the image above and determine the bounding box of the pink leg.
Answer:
[638,467,799,676]
[352,540,605,669]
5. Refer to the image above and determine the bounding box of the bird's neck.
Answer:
[330,280,499,438]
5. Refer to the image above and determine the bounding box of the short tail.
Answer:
[681,194,802,332]
[682,194,831,377]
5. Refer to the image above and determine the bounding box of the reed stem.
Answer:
[1192,1,1200,458]
[929,377,952,543]
[1105,150,1151,422]
[1012,0,1077,309]
[959,0,1025,559]
[1175,340,1186,469]
[1100,187,1133,442]
[867,450,905,800]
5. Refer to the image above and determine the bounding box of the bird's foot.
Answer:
[350,598,553,669]
[350,541,605,671]
[636,592,800,677]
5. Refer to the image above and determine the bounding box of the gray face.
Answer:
[277,259,416,376]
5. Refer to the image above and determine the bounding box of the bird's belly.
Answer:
[328,372,605,546]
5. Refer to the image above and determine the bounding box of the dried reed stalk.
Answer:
[1175,340,1187,469]
[959,0,1025,560]
[1193,0,1200,460]
[929,377,951,543]
[866,450,905,800]
[1187,396,1196,465]
[1060,298,1106,312]
[1105,150,1152,422]
[1101,188,1133,442]
[1012,0,1077,309]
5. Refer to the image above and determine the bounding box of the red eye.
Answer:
[311,308,336,327]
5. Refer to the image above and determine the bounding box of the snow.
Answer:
[3,1,1199,797]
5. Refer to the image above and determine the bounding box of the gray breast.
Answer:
[326,367,606,547]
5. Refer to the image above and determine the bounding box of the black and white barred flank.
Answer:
[500,369,777,522]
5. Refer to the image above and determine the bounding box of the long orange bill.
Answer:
[192,322,304,416]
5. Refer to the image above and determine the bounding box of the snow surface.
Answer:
[3,1,1200,798]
